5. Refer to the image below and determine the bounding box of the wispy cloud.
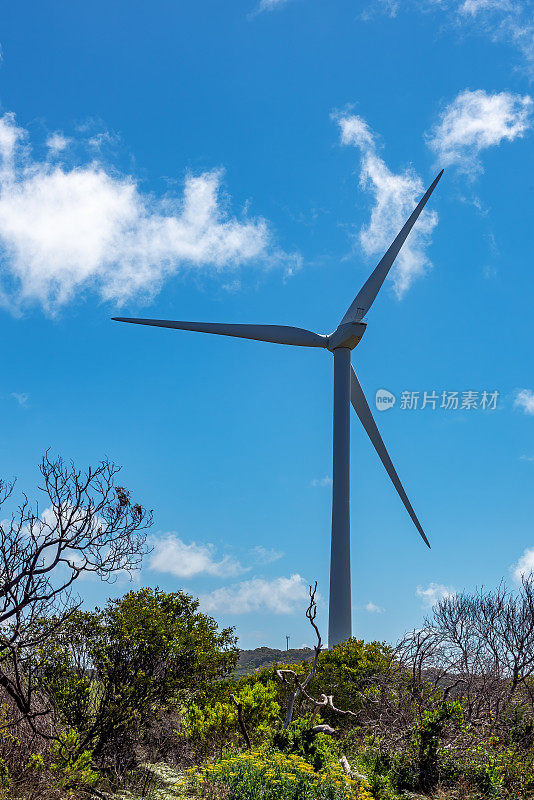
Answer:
[250,545,283,564]
[514,389,534,415]
[0,112,296,316]
[87,130,118,150]
[371,1,534,75]
[374,0,399,14]
[426,90,532,176]
[46,133,70,153]
[456,1,534,74]
[459,0,513,13]
[10,391,29,407]
[416,582,456,608]
[254,0,294,13]
[310,475,333,488]
[198,574,311,614]
[520,454,534,462]
[365,601,385,613]
[512,547,534,582]
[334,112,439,298]
[149,533,245,579]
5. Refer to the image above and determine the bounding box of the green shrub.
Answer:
[442,735,534,798]
[273,715,339,771]
[415,700,464,791]
[50,727,98,795]
[185,679,280,745]
[224,639,391,729]
[36,588,238,764]
[309,640,391,722]
[186,749,374,800]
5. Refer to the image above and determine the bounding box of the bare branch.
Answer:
[0,453,153,735]
[230,694,251,749]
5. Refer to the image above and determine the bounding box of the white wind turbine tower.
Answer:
[113,169,443,648]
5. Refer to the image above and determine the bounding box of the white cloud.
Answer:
[459,0,512,14]
[365,601,384,613]
[46,133,70,153]
[310,475,333,487]
[335,112,439,297]
[514,389,534,415]
[251,545,283,564]
[10,391,29,407]
[0,113,22,175]
[520,455,534,462]
[337,114,376,150]
[512,547,534,582]
[426,89,533,175]
[149,533,245,578]
[18,504,113,575]
[416,582,456,608]
[0,112,293,315]
[198,573,310,614]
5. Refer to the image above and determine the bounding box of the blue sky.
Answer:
[1,0,533,648]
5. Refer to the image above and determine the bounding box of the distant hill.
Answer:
[235,646,314,677]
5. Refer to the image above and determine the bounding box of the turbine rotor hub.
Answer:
[327,322,367,351]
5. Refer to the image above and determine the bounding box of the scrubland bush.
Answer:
[38,587,238,768]
[3,457,534,799]
[118,578,534,800]
[185,679,280,749]
[186,749,374,800]
[273,715,340,771]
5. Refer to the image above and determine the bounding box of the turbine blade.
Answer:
[112,318,328,348]
[340,170,443,324]
[350,366,430,548]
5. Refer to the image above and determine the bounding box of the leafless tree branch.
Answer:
[0,453,152,735]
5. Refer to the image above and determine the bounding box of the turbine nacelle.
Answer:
[326,322,367,351]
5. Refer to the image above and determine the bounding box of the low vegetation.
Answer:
[0,455,534,799]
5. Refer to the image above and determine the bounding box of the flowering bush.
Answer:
[186,749,374,800]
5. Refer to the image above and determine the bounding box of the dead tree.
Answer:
[276,583,357,734]
[277,582,323,728]
[0,453,152,734]
[274,583,364,779]
[396,577,534,742]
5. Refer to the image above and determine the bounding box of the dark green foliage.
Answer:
[415,700,464,791]
[309,639,391,718]
[37,588,238,765]
[438,736,534,798]
[223,638,391,726]
[273,715,339,771]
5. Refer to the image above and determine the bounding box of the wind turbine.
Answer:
[113,169,443,648]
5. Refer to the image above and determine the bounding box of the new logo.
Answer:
[375,389,396,411]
